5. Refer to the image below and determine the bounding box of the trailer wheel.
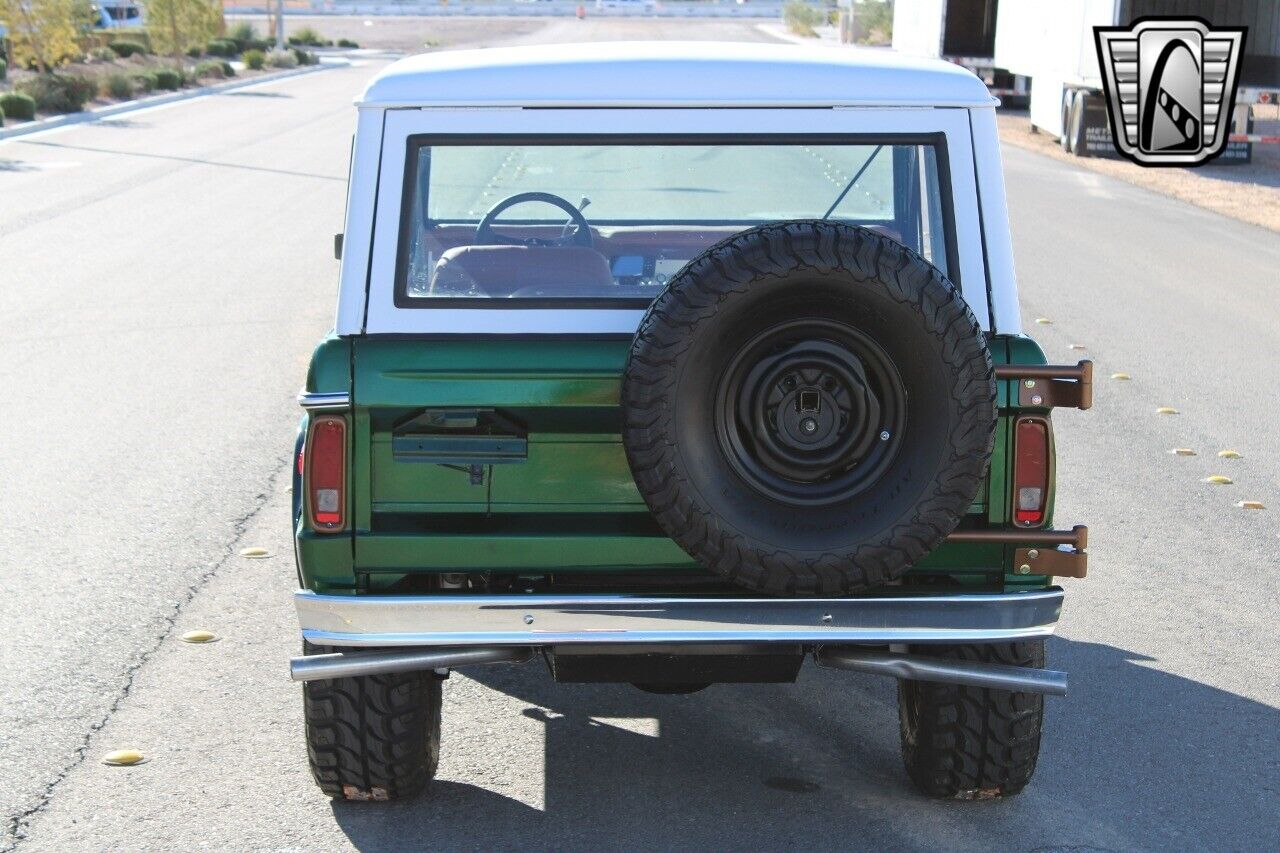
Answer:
[1066,93,1087,156]
[1060,92,1076,151]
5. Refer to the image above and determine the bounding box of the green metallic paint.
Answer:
[296,335,355,592]
[295,334,1060,594]
[304,334,352,396]
[355,532,694,572]
[995,335,1055,589]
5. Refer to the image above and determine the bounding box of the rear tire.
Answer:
[897,641,1045,799]
[303,642,443,801]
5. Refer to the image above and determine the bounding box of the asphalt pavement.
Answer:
[2,17,1277,853]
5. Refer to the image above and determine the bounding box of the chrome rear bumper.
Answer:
[294,588,1064,648]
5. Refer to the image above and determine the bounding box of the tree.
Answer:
[145,0,219,66]
[0,0,81,72]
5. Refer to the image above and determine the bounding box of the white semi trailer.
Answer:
[995,0,1279,158]
[891,0,1028,100]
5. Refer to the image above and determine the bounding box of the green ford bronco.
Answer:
[290,42,1092,801]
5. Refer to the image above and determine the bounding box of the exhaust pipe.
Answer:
[290,646,533,682]
[816,647,1067,696]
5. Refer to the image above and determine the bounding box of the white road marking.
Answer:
[1073,171,1115,199]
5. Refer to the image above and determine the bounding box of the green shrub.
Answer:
[782,1,825,38]
[130,70,157,93]
[206,39,238,58]
[109,40,148,58]
[0,92,37,121]
[193,60,225,80]
[186,45,204,58]
[290,47,317,66]
[228,21,257,49]
[15,74,97,114]
[0,58,7,81]
[0,103,4,127]
[89,46,117,62]
[103,72,135,99]
[246,38,273,52]
[220,61,236,77]
[288,26,324,47]
[336,38,359,49]
[242,49,266,71]
[153,68,182,90]
[265,49,298,70]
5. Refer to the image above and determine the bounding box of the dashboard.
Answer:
[609,254,692,288]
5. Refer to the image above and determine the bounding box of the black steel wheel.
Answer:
[622,221,995,596]
[715,318,906,506]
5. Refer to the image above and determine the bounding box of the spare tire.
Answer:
[622,221,995,596]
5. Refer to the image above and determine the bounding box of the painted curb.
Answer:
[0,60,347,142]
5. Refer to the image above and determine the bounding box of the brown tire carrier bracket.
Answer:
[948,526,1089,579]
[995,360,1094,411]
[967,359,1093,579]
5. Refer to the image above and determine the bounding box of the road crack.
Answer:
[3,456,291,851]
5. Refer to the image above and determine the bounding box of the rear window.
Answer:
[397,137,952,306]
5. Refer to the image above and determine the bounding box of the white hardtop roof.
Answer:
[359,41,995,109]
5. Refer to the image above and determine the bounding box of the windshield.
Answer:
[398,139,950,304]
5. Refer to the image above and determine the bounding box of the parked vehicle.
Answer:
[892,0,1028,102]
[92,1,145,29]
[290,41,1091,802]
[995,0,1278,158]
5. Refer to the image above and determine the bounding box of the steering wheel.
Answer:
[474,192,593,248]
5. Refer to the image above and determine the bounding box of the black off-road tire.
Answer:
[303,642,443,801]
[897,641,1045,799]
[622,221,995,596]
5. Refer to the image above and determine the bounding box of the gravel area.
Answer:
[997,108,1280,233]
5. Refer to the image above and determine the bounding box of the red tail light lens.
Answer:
[307,415,347,532]
[1012,416,1051,527]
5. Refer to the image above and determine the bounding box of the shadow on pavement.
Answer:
[219,90,294,99]
[329,638,1279,852]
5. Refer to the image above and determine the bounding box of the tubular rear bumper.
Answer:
[294,588,1065,648]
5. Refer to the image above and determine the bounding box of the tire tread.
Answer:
[897,641,1045,798]
[303,643,442,801]
[621,221,996,595]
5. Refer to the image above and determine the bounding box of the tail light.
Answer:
[1012,416,1052,527]
[306,415,347,532]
